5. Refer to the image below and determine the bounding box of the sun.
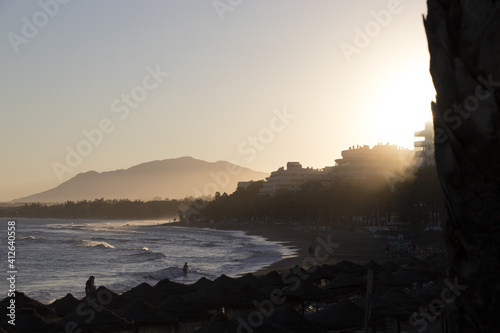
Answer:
[367,67,435,149]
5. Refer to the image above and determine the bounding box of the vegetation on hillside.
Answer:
[1,166,443,230]
[182,165,443,230]
[0,198,190,219]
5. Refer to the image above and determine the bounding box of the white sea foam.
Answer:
[0,218,295,303]
[78,239,115,249]
[19,236,36,240]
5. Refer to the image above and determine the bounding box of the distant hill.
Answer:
[13,157,268,203]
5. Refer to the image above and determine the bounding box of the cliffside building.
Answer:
[260,162,330,195]
[414,121,435,166]
[331,143,415,182]
[259,144,416,195]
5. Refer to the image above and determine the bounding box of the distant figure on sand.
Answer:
[183,262,188,276]
[85,276,96,296]
[308,245,315,258]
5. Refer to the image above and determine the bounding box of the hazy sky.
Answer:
[0,0,435,202]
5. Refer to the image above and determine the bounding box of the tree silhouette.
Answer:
[0,198,191,219]
[425,1,500,331]
[184,170,442,230]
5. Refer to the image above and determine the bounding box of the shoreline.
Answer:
[167,221,391,276]
[4,221,447,333]
[12,219,443,305]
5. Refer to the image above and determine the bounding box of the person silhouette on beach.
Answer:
[183,262,188,276]
[85,276,96,296]
[308,244,315,258]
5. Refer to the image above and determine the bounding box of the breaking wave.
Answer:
[77,240,115,249]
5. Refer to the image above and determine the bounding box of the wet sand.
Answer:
[12,221,444,333]
[169,222,445,333]
[169,222,390,275]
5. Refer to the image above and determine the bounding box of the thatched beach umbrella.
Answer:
[315,264,337,281]
[185,283,249,309]
[305,266,323,283]
[157,295,212,322]
[283,265,309,277]
[258,270,286,288]
[283,280,331,303]
[377,271,410,288]
[213,274,240,289]
[323,272,365,296]
[406,263,446,281]
[324,272,365,288]
[117,298,178,326]
[154,278,191,298]
[121,282,164,305]
[57,306,132,332]
[308,299,384,331]
[48,293,81,317]
[1,308,59,333]
[84,286,131,311]
[415,279,447,303]
[266,304,326,332]
[363,260,386,273]
[392,269,430,283]
[355,294,409,320]
[236,283,270,303]
[188,276,214,292]
[381,260,400,273]
[0,292,57,321]
[330,260,365,276]
[235,273,264,289]
[23,302,58,321]
[424,253,448,269]
[234,310,295,333]
[193,313,239,333]
[395,256,421,267]
[382,287,427,315]
[283,265,322,284]
[0,292,39,309]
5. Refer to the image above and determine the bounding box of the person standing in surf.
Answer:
[85,276,96,296]
[183,262,188,276]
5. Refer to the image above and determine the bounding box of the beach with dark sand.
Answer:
[170,222,394,275]
[2,221,449,333]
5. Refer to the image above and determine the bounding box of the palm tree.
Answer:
[424,0,500,331]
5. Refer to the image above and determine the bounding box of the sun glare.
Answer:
[367,67,435,149]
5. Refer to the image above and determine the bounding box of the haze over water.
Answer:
[0,218,295,303]
[1,1,434,202]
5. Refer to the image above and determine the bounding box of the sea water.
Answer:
[0,218,295,303]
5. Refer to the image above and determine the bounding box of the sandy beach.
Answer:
[2,220,448,333]
[169,222,391,276]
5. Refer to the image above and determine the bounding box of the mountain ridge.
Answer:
[13,157,267,203]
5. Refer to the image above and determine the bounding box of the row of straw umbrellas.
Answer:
[0,254,448,333]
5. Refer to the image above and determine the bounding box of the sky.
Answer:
[0,0,435,202]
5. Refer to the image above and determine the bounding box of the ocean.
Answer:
[0,218,295,304]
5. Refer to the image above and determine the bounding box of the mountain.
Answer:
[13,157,268,203]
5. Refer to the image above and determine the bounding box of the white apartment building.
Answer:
[257,143,418,195]
[259,162,330,195]
[414,121,436,166]
[331,143,415,182]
